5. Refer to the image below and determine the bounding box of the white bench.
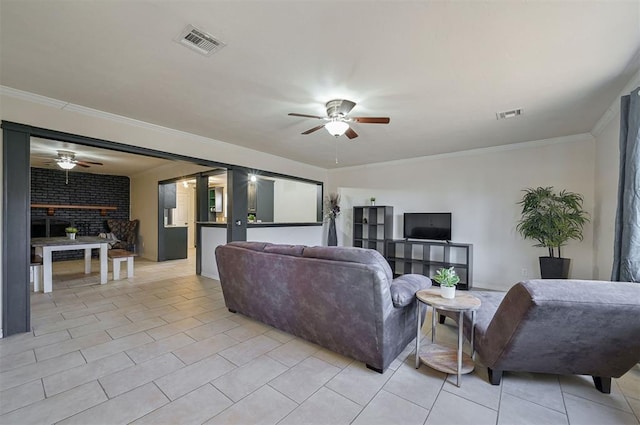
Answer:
[108,249,137,280]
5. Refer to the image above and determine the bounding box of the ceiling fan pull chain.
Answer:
[335,139,339,164]
[65,169,69,185]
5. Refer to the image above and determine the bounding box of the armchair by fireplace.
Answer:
[106,219,139,253]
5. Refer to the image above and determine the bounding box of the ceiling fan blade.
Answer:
[345,128,358,139]
[351,117,390,124]
[79,161,103,166]
[338,100,356,115]
[288,113,325,120]
[75,162,91,168]
[301,124,326,135]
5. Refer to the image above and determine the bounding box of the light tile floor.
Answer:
[1,255,639,424]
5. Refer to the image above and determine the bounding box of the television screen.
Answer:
[403,213,451,241]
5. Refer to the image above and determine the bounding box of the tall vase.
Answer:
[328,217,338,246]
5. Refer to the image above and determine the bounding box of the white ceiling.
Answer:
[29,137,176,176]
[1,1,639,169]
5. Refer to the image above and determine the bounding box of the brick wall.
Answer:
[31,168,130,261]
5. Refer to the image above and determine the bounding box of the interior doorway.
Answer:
[2,121,233,336]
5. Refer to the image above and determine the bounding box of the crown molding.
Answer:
[0,86,68,109]
[591,69,640,137]
[0,85,217,146]
[329,133,595,173]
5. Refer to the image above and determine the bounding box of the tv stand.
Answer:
[386,239,473,289]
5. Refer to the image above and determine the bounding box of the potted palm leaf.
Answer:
[516,187,589,279]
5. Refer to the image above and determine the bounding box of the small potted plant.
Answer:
[370,197,376,206]
[433,266,460,299]
[65,226,78,240]
[247,214,256,223]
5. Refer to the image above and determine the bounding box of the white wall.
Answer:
[329,135,597,291]
[593,116,620,280]
[273,179,318,222]
[247,226,323,246]
[200,226,227,280]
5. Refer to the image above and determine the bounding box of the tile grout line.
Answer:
[562,382,635,414]
[495,373,504,425]
[499,383,568,415]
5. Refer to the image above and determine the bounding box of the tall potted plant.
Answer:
[516,186,589,279]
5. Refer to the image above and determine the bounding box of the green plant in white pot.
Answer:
[433,267,460,299]
[65,226,78,240]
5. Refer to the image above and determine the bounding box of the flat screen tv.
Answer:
[403,213,452,241]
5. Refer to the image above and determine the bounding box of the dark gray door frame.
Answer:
[2,127,31,336]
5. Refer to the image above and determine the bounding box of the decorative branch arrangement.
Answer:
[324,193,341,221]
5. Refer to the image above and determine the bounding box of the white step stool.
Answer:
[108,249,137,280]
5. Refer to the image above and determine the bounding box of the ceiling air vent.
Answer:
[496,108,524,120]
[176,25,226,56]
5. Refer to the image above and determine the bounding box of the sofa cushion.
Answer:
[227,241,269,252]
[302,246,393,280]
[390,275,433,307]
[264,244,305,257]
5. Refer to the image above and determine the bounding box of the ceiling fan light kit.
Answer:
[288,98,390,140]
[325,119,350,137]
[52,150,104,169]
[56,159,76,170]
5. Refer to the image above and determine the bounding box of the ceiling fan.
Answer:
[288,99,390,139]
[53,150,103,170]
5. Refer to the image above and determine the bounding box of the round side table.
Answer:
[415,288,481,387]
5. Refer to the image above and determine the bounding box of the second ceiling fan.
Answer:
[288,99,390,139]
[54,150,103,169]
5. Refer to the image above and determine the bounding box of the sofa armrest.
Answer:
[390,275,432,307]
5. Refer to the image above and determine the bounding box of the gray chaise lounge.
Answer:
[439,279,640,393]
[215,241,432,372]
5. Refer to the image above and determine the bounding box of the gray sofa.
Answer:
[439,279,640,393]
[215,241,432,372]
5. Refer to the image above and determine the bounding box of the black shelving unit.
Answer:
[353,206,393,257]
[386,240,473,289]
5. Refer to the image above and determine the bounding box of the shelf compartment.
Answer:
[385,239,473,289]
[352,206,393,258]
